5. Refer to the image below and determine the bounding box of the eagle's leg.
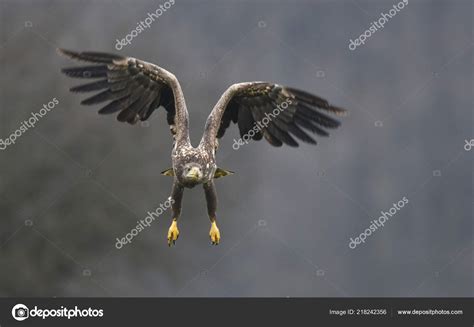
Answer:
[167,179,184,246]
[203,180,220,245]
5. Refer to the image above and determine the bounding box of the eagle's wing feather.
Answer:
[202,82,346,149]
[58,49,189,142]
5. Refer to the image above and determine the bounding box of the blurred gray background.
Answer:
[0,0,472,297]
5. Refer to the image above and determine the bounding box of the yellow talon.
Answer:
[167,219,179,246]
[209,221,220,245]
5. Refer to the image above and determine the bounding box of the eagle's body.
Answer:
[59,49,347,246]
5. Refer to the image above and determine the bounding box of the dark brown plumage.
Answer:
[60,49,176,127]
[215,83,346,147]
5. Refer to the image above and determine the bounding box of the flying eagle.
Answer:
[58,49,347,246]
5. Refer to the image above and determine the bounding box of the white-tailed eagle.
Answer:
[58,49,347,246]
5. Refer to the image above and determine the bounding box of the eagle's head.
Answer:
[181,162,204,186]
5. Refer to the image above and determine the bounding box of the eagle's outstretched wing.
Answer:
[58,49,189,142]
[201,82,347,149]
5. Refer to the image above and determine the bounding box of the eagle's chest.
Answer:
[173,147,212,163]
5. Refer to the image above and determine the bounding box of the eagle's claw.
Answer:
[167,220,179,246]
[209,221,220,245]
